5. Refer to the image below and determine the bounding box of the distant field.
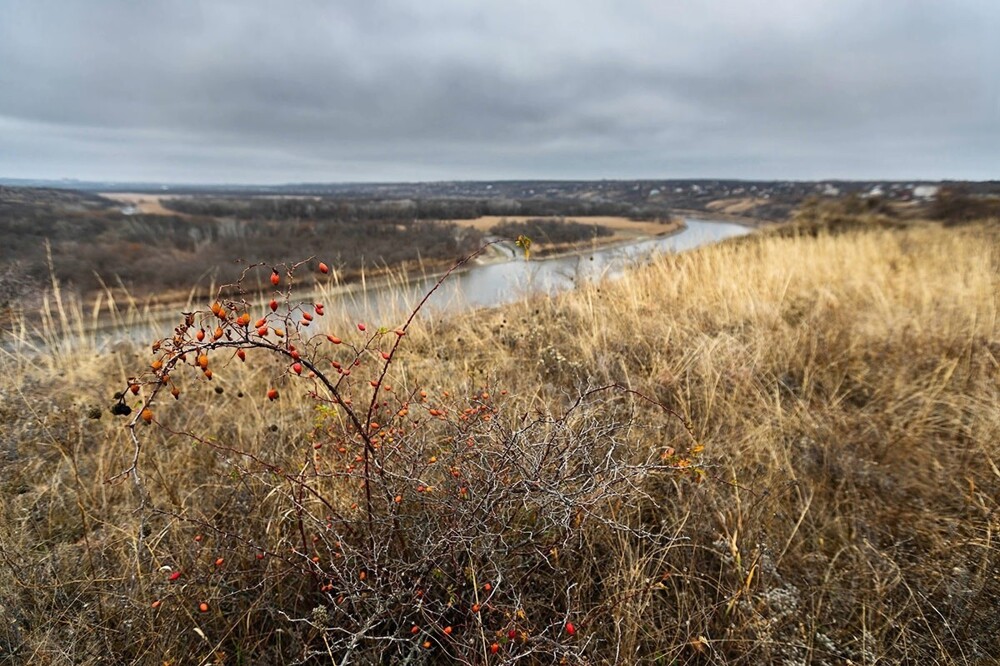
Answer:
[704,196,771,215]
[99,192,183,215]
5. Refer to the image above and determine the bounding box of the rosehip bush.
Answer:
[113,248,702,663]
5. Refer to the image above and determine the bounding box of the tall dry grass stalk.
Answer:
[1,221,997,663]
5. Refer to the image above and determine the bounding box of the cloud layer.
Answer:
[1,0,997,182]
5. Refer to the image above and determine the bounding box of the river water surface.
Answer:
[326,218,751,322]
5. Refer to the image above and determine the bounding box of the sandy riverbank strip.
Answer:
[449,214,684,239]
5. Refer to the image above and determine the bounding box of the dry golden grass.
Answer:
[1,220,998,664]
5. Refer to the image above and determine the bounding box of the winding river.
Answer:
[7,219,750,352]
[320,218,751,322]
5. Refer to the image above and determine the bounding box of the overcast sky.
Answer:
[1,0,997,183]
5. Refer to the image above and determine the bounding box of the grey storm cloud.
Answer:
[1,0,997,182]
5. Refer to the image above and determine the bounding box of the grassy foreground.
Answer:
[1,220,998,664]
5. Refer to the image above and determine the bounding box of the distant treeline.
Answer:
[929,187,1000,224]
[162,196,673,221]
[489,218,614,245]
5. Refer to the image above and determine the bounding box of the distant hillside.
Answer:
[0,187,481,304]
[5,177,1000,222]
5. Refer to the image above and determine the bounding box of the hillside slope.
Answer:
[1,221,997,664]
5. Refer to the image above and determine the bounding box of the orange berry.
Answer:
[267,388,279,401]
[199,602,209,613]
[318,262,330,274]
[171,386,180,399]
[140,408,154,424]
[151,359,163,371]
[213,326,223,341]
[270,270,280,286]
[197,354,209,369]
[472,603,481,613]
[215,557,224,566]
[151,600,161,609]
[203,369,213,380]
[327,335,342,345]
[490,643,499,654]
[196,329,205,342]
[443,626,453,636]
[236,349,246,362]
